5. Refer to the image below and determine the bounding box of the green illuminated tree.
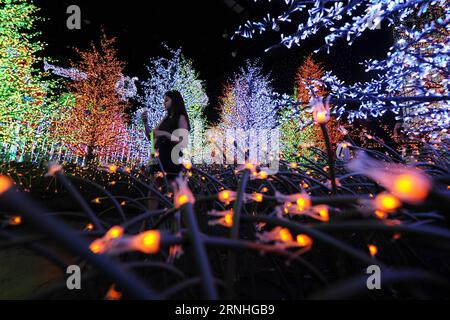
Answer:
[0,0,56,152]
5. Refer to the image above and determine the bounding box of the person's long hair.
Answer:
[165,90,191,131]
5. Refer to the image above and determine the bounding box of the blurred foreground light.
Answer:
[132,230,161,254]
[106,226,124,239]
[296,234,313,247]
[9,215,22,226]
[0,176,13,195]
[368,244,378,257]
[375,192,401,213]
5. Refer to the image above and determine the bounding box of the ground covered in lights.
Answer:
[1,140,450,300]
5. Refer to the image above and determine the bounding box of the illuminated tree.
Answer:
[235,0,450,136]
[217,61,279,164]
[130,47,208,163]
[54,33,129,161]
[0,0,56,152]
[280,55,341,160]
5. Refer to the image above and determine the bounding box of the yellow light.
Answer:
[218,190,232,202]
[316,205,330,222]
[134,230,160,254]
[368,244,378,257]
[296,194,311,211]
[374,210,388,219]
[184,162,192,170]
[258,171,269,179]
[296,234,313,247]
[375,193,401,212]
[316,111,326,123]
[89,239,105,254]
[106,226,124,239]
[85,223,94,231]
[9,216,22,226]
[279,228,293,242]
[177,194,189,207]
[92,197,101,204]
[252,193,264,202]
[393,174,428,202]
[0,176,13,195]
[224,213,233,227]
[245,163,254,170]
[108,164,118,173]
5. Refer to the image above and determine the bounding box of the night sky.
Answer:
[35,0,393,123]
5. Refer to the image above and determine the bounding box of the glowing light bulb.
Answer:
[279,228,293,242]
[296,194,311,211]
[177,194,189,207]
[108,164,118,173]
[133,230,160,254]
[368,244,378,257]
[218,190,235,203]
[375,192,401,212]
[9,216,22,226]
[89,239,105,254]
[224,213,233,227]
[315,205,330,222]
[0,176,12,195]
[106,226,124,239]
[252,193,264,202]
[105,285,122,300]
[296,234,313,247]
[393,173,429,203]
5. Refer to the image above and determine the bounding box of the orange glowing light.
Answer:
[258,171,269,179]
[223,213,233,227]
[183,162,192,170]
[85,223,94,231]
[393,174,429,202]
[374,210,388,219]
[315,205,330,222]
[296,234,313,247]
[368,244,378,257]
[108,164,118,173]
[311,97,331,125]
[133,230,160,254]
[245,163,254,170]
[252,193,264,203]
[315,111,327,123]
[105,285,122,300]
[9,216,22,226]
[0,176,13,194]
[89,239,105,254]
[92,197,101,204]
[177,194,190,207]
[296,194,311,211]
[279,228,293,242]
[106,226,124,239]
[218,190,234,203]
[375,193,401,212]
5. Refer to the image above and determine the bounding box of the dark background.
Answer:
[35,0,393,123]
